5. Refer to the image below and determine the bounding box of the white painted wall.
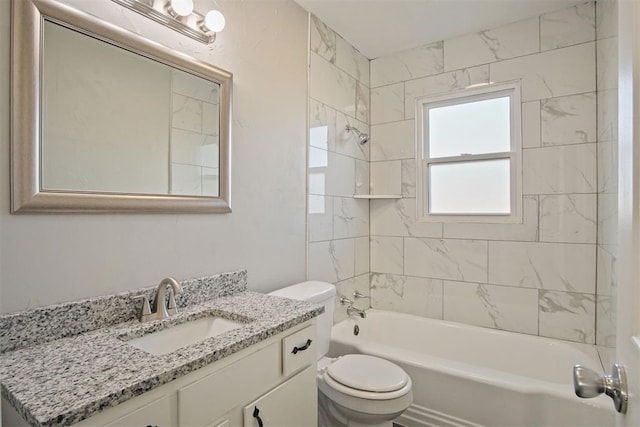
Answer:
[0,0,309,313]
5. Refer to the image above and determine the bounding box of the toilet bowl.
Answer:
[269,282,413,427]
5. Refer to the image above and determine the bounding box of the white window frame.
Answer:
[415,81,523,223]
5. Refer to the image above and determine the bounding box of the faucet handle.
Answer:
[340,296,354,306]
[353,291,369,299]
[167,289,179,316]
[134,296,152,322]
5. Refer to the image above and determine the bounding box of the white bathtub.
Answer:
[328,310,614,427]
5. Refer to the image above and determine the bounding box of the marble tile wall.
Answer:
[307,15,372,322]
[595,0,618,353]
[368,1,602,344]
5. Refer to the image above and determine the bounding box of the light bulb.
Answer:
[204,10,225,32]
[169,0,193,16]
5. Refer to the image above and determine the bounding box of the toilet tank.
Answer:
[268,281,335,359]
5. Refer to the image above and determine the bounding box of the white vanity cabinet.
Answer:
[242,366,316,427]
[103,395,174,427]
[36,321,317,427]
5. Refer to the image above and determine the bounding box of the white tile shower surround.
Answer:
[308,2,613,346]
[308,12,372,324]
[401,159,416,198]
[310,15,336,64]
[370,236,404,275]
[598,89,618,143]
[522,100,542,148]
[597,37,618,91]
[442,18,539,72]
[370,41,443,88]
[539,194,598,243]
[370,160,402,195]
[541,2,596,50]
[370,120,415,161]
[596,0,617,40]
[310,53,357,118]
[595,0,619,351]
[541,93,597,146]
[370,273,443,319]
[402,66,490,121]
[523,144,597,195]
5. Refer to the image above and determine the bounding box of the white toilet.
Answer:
[269,281,413,427]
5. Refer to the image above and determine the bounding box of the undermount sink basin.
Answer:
[126,316,244,355]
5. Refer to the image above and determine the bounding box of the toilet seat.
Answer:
[322,370,413,400]
[326,354,409,392]
[320,354,412,401]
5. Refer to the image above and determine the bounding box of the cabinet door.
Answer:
[178,342,280,426]
[243,366,317,427]
[206,418,230,427]
[104,395,173,427]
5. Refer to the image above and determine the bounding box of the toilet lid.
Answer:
[326,354,409,392]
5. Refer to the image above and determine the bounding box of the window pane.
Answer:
[428,96,510,158]
[428,159,511,214]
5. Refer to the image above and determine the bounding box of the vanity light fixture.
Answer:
[112,0,225,45]
[167,0,193,17]
[202,10,226,33]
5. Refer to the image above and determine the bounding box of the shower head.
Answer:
[345,124,370,145]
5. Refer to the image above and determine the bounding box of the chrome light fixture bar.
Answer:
[112,0,224,45]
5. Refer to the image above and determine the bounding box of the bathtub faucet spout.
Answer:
[340,295,367,318]
[347,305,367,318]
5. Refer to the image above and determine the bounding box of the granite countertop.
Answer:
[0,271,323,427]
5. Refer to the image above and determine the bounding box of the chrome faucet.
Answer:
[340,296,367,318]
[347,305,367,318]
[137,277,184,322]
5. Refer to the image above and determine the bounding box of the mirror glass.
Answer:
[41,20,220,197]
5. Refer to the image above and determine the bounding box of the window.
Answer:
[416,82,522,223]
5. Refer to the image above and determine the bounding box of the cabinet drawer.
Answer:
[104,395,173,427]
[282,325,316,377]
[243,366,317,427]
